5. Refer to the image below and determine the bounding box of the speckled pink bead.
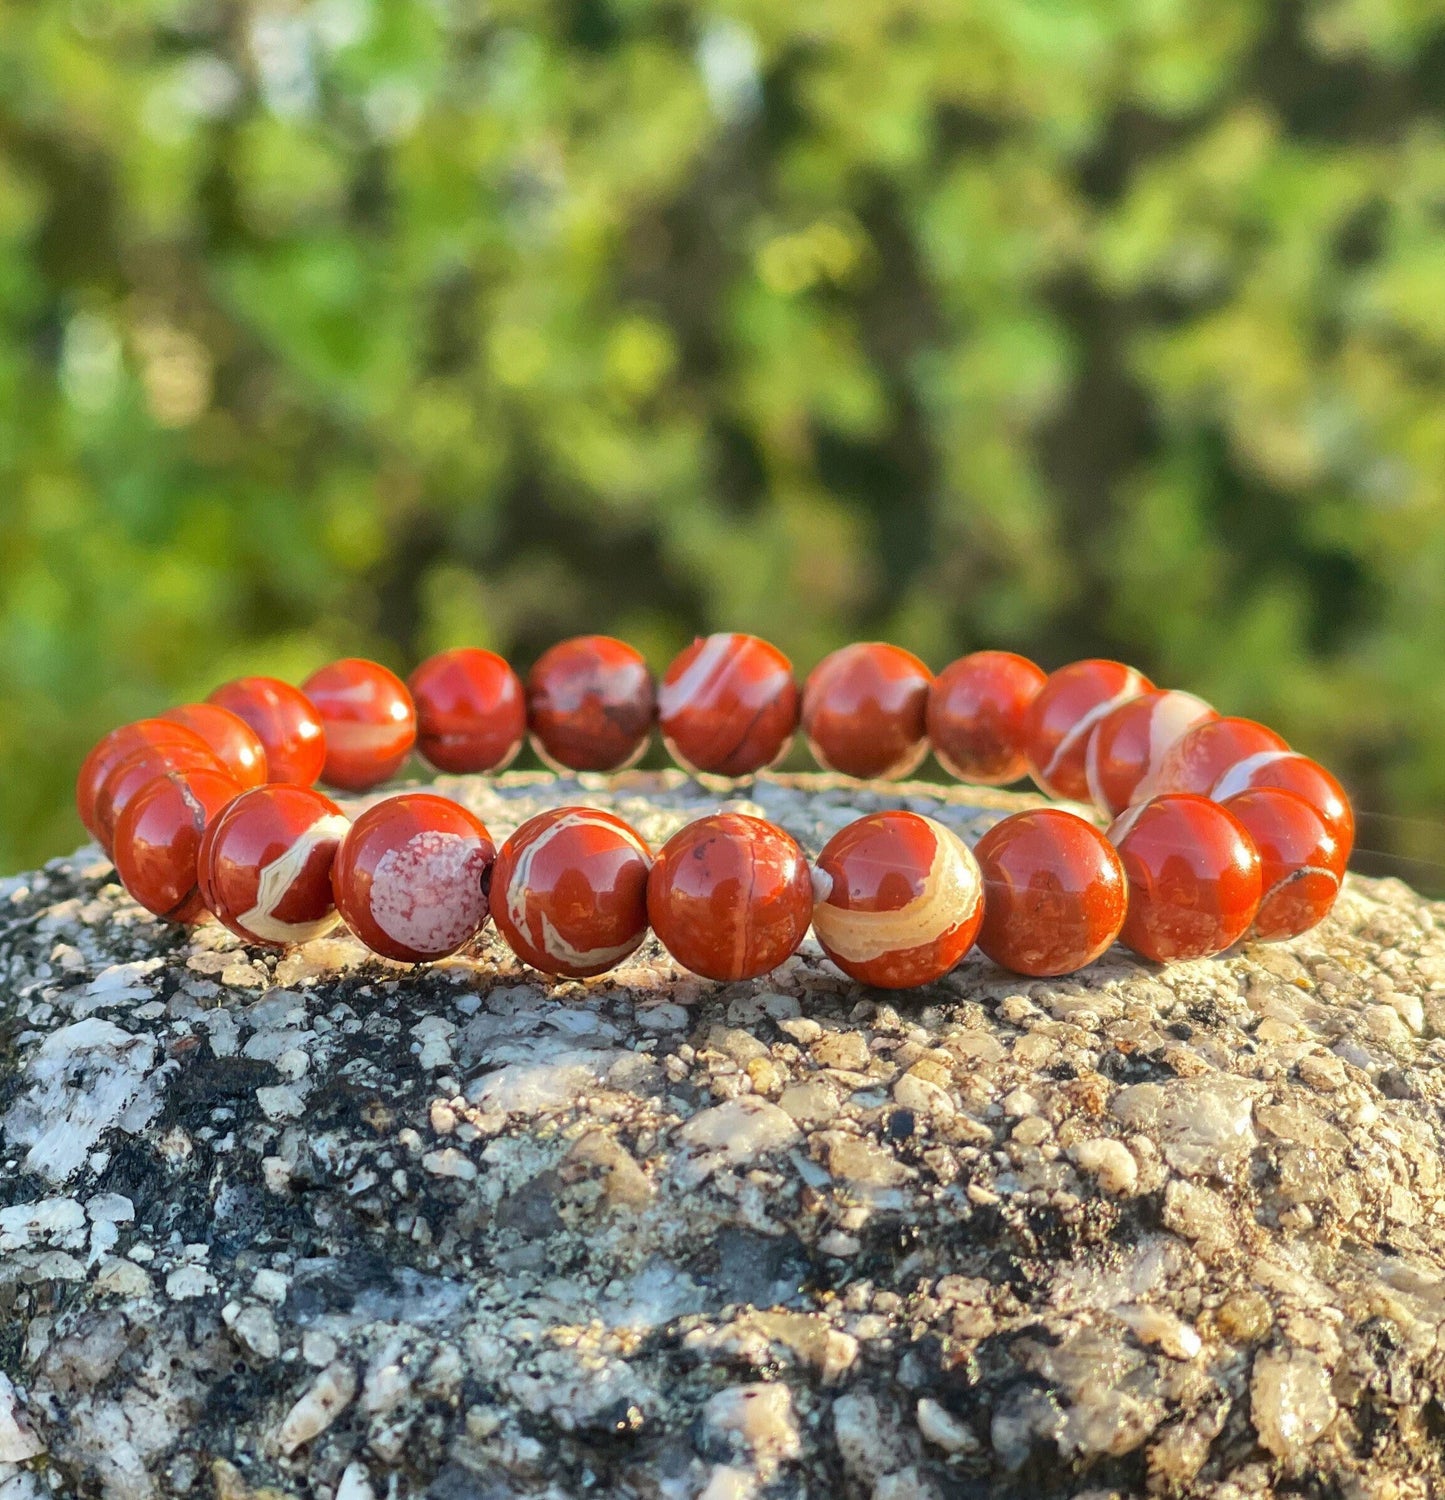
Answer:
[330,793,495,962]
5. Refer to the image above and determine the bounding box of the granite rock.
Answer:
[2,770,1444,1500]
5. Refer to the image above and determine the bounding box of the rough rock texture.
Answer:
[3,770,1445,1500]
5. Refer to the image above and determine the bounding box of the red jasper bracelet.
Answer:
[77,634,1355,989]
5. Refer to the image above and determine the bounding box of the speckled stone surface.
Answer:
[2,771,1444,1500]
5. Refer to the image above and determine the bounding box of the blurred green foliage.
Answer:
[1,0,1443,882]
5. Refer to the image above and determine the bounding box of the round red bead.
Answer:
[76,719,213,842]
[657,634,798,776]
[1210,751,1354,856]
[647,813,812,980]
[96,742,226,856]
[302,658,417,792]
[1023,660,1153,801]
[1107,794,1262,963]
[160,703,269,789]
[331,793,495,962]
[527,636,656,773]
[1220,787,1345,942]
[198,784,350,946]
[812,811,983,988]
[409,648,526,775]
[926,651,1046,786]
[1149,716,1289,799]
[207,677,327,788]
[492,807,652,977]
[802,642,933,780]
[1084,690,1218,816]
[113,768,242,923]
[973,809,1128,976]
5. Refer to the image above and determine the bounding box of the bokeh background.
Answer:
[2,0,1443,887]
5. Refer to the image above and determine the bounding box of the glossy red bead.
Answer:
[207,677,327,787]
[973,809,1128,976]
[802,642,933,780]
[198,784,350,947]
[812,811,983,988]
[331,793,495,962]
[1220,788,1345,942]
[1149,716,1289,799]
[76,719,213,842]
[1084,690,1218,816]
[1210,751,1354,857]
[302,658,417,792]
[113,768,242,923]
[647,813,812,980]
[926,651,1046,785]
[96,742,227,856]
[527,635,656,773]
[160,703,268,789]
[657,633,798,776]
[1023,660,1153,801]
[409,648,526,775]
[492,807,652,977]
[1107,794,1262,963]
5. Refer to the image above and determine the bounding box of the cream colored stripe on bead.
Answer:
[812,817,980,965]
[505,811,650,968]
[329,720,414,754]
[1128,692,1216,805]
[1210,750,1293,802]
[1105,799,1150,847]
[538,913,645,970]
[1084,722,1112,810]
[238,813,351,944]
[1261,865,1340,910]
[656,633,738,718]
[1043,669,1145,785]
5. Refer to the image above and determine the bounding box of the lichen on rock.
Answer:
[2,770,1445,1499]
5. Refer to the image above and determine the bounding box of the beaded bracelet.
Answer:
[75,634,1354,988]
